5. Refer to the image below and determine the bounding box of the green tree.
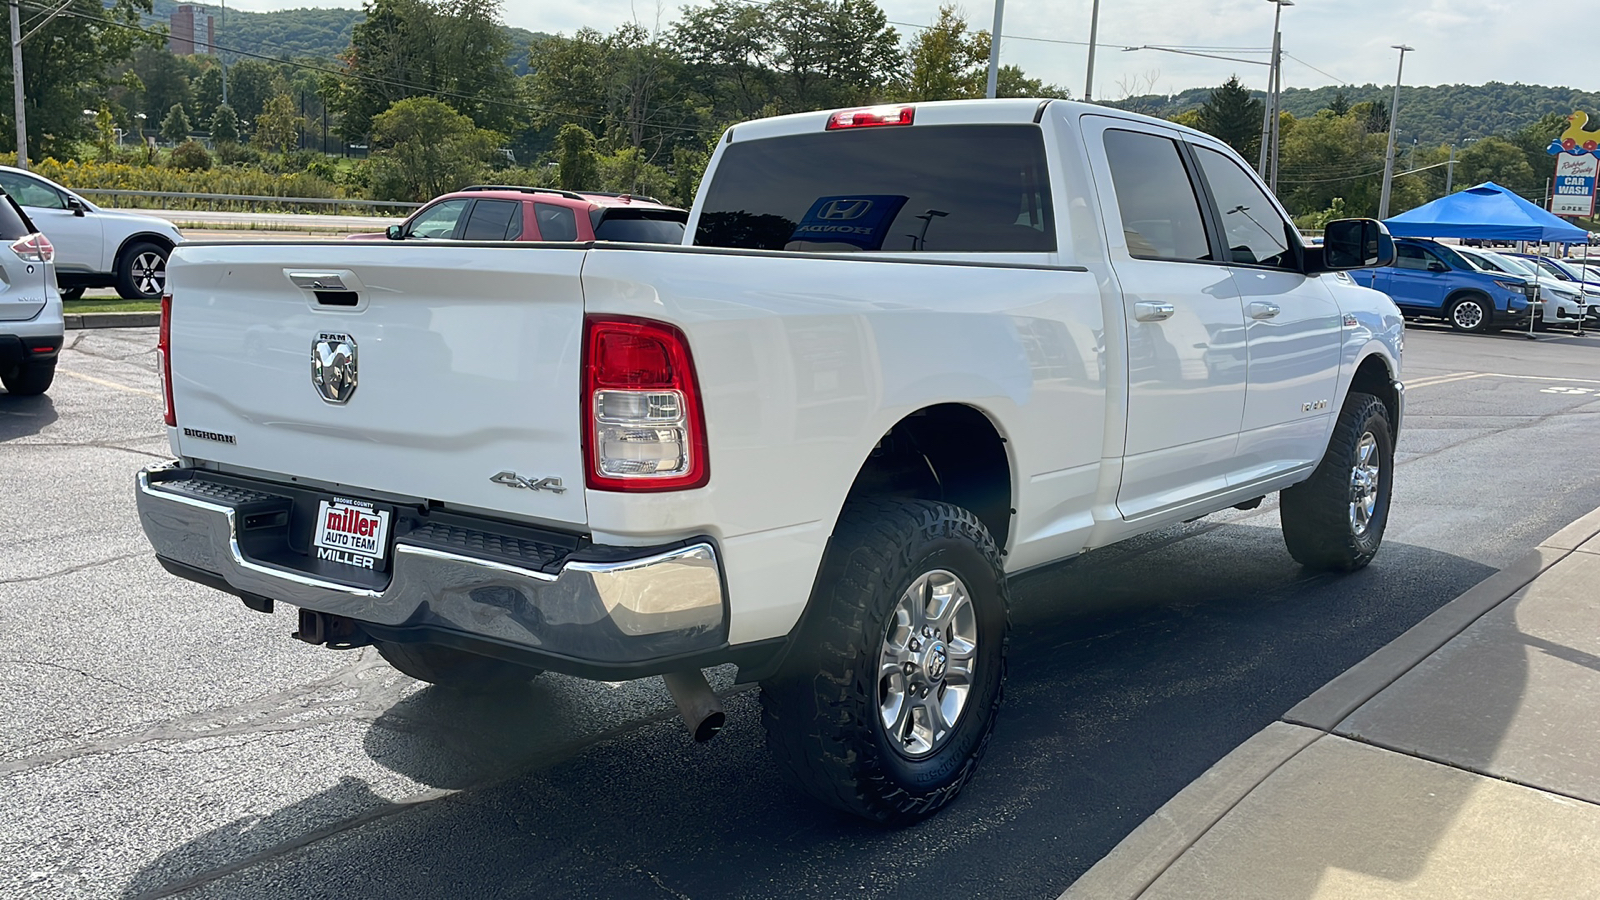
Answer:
[334,0,517,138]
[210,104,240,145]
[1196,76,1264,160]
[0,0,161,161]
[903,5,985,101]
[368,96,502,200]
[554,123,601,191]
[161,103,193,144]
[252,93,304,155]
[1326,91,1351,117]
[1455,136,1537,194]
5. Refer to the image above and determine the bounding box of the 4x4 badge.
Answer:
[312,332,358,404]
[491,471,567,494]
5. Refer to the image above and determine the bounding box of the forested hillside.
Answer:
[139,0,542,72]
[1114,82,1600,146]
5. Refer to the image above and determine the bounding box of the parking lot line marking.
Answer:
[57,369,159,398]
[1485,373,1600,385]
[1407,372,1492,389]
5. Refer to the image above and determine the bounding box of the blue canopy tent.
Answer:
[1383,181,1591,244]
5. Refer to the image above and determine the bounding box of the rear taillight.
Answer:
[582,315,708,491]
[10,232,54,264]
[826,105,914,130]
[158,293,175,426]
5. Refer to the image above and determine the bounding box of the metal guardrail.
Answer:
[73,188,422,215]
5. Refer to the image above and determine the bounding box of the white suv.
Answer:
[0,166,183,301]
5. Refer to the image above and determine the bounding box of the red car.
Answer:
[350,186,687,244]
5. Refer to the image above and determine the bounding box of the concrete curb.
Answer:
[1057,506,1600,900]
[65,312,160,330]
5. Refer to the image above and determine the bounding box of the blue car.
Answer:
[1351,238,1533,333]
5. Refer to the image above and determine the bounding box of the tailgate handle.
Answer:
[314,290,360,307]
[289,272,348,291]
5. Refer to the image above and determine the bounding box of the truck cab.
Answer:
[1353,237,1532,333]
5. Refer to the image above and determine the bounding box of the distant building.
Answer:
[169,5,215,56]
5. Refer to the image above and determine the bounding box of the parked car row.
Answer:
[1352,237,1594,333]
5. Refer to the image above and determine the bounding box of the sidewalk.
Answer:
[1063,506,1600,899]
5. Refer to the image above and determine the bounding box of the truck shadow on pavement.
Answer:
[120,520,1509,900]
[0,393,57,442]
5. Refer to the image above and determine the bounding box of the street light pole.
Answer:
[9,0,26,170]
[1083,0,1101,102]
[1256,0,1292,179]
[1377,44,1414,219]
[985,0,1005,99]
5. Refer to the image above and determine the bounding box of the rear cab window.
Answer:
[694,124,1055,253]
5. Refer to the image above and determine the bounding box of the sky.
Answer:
[219,0,1598,98]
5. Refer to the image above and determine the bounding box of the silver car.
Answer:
[0,188,64,396]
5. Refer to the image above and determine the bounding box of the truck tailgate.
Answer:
[165,242,588,529]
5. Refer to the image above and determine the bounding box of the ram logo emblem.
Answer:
[312,332,359,404]
[1302,399,1329,413]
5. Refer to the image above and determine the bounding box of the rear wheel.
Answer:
[1446,295,1492,333]
[375,641,541,691]
[1279,392,1394,571]
[2,360,56,396]
[760,499,1009,825]
[114,241,169,300]
[58,285,85,302]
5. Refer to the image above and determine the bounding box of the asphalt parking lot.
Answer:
[4,323,1600,899]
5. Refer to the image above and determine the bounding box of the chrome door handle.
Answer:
[1248,301,1281,320]
[1134,301,1176,322]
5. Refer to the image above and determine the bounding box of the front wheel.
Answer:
[760,499,1010,825]
[1279,392,1394,571]
[115,241,169,300]
[1446,295,1492,333]
[58,285,85,302]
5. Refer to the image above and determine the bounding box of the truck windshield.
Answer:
[695,124,1055,254]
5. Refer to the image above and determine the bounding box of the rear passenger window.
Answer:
[695,124,1054,253]
[1102,130,1212,261]
[0,193,33,239]
[1394,245,1431,270]
[460,200,519,241]
[535,203,578,242]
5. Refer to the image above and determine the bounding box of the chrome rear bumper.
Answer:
[135,463,727,667]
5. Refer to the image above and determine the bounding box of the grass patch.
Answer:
[65,298,160,314]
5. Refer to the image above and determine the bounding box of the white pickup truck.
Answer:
[136,99,1404,824]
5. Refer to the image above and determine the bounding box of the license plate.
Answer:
[312,498,391,570]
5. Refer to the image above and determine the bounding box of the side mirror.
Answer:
[65,196,87,217]
[1427,260,1448,272]
[385,224,404,241]
[1321,218,1396,270]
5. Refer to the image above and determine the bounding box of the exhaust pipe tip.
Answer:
[662,669,726,743]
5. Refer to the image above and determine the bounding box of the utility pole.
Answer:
[220,0,228,107]
[9,0,26,170]
[1377,44,1414,219]
[1083,0,1101,102]
[1268,35,1284,191]
[985,0,1005,99]
[1256,0,1292,179]
[1445,144,1456,195]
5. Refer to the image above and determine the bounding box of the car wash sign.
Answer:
[790,195,909,250]
[1552,153,1599,217]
